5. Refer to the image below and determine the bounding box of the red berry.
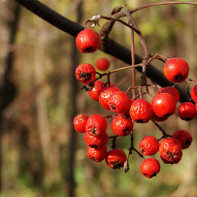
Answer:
[151,111,169,122]
[172,130,193,149]
[105,149,127,169]
[139,136,159,156]
[178,102,196,121]
[95,58,110,71]
[85,114,107,136]
[156,86,180,103]
[163,58,189,83]
[73,114,89,133]
[129,99,153,123]
[76,29,100,53]
[151,93,176,118]
[84,131,108,148]
[159,137,182,164]
[75,63,96,84]
[191,84,197,103]
[111,115,133,136]
[86,146,107,162]
[99,86,120,110]
[88,80,105,101]
[108,91,132,115]
[140,158,160,178]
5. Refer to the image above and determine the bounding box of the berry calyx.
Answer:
[85,114,107,136]
[151,93,176,118]
[140,158,160,178]
[105,149,127,169]
[156,86,180,103]
[172,130,193,149]
[111,115,133,136]
[159,137,182,164]
[108,91,132,115]
[88,80,105,101]
[76,29,100,53]
[75,63,96,84]
[163,58,189,83]
[191,84,197,103]
[139,136,159,156]
[73,114,89,133]
[95,57,110,71]
[129,99,153,123]
[178,102,196,121]
[86,146,107,162]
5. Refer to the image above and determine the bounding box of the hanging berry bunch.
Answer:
[73,1,197,178]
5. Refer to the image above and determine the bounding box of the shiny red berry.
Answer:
[178,102,196,121]
[75,63,96,84]
[88,80,105,101]
[140,158,160,178]
[156,86,180,103]
[76,29,100,53]
[86,146,107,162]
[73,114,89,133]
[139,136,159,156]
[95,58,110,71]
[99,86,120,110]
[163,58,189,83]
[108,91,132,115]
[159,137,182,164]
[111,115,133,136]
[151,93,176,118]
[151,111,169,122]
[129,99,153,123]
[85,114,107,136]
[84,131,108,148]
[105,149,127,169]
[172,130,193,149]
[191,84,197,102]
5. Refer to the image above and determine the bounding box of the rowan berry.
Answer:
[140,158,160,178]
[129,99,153,123]
[156,86,180,103]
[163,58,189,83]
[191,84,197,103]
[88,80,105,101]
[159,137,182,164]
[75,63,96,84]
[151,93,176,118]
[105,149,127,169]
[84,131,108,148]
[95,57,110,71]
[86,146,107,162]
[172,130,193,149]
[108,91,132,115]
[178,102,196,121]
[111,115,133,136]
[73,114,89,133]
[99,86,120,110]
[85,114,107,136]
[151,111,169,122]
[76,29,100,53]
[139,136,159,156]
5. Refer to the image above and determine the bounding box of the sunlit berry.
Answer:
[105,149,127,169]
[163,58,189,83]
[96,58,110,71]
[88,80,105,101]
[111,115,133,136]
[129,99,153,123]
[86,146,107,162]
[139,136,159,156]
[75,63,96,84]
[172,130,193,149]
[191,84,197,103]
[178,102,196,121]
[140,158,160,178]
[73,114,89,133]
[76,29,100,53]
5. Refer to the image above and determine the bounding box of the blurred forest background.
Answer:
[0,0,197,196]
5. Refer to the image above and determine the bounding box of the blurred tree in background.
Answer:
[0,0,197,197]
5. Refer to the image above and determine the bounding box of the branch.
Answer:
[14,0,189,102]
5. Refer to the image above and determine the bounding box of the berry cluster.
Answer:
[73,7,195,178]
